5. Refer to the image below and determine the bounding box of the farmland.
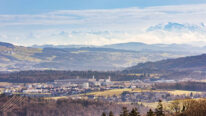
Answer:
[86,88,203,97]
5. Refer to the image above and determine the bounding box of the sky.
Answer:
[1,0,206,46]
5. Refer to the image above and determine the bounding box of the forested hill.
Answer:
[124,54,206,73]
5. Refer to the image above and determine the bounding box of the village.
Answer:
[0,76,206,104]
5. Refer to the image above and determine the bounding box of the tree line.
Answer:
[0,94,130,116]
[102,99,206,116]
[0,70,142,83]
[154,81,206,91]
[101,100,162,116]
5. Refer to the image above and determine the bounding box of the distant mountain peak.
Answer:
[147,22,204,32]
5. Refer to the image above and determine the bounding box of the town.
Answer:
[1,76,206,104]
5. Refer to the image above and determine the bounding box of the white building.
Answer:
[82,83,89,89]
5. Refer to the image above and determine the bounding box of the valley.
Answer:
[0,42,205,71]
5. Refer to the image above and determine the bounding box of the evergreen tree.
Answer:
[129,107,140,116]
[109,111,114,116]
[146,109,154,116]
[155,100,165,116]
[102,112,106,116]
[181,105,185,112]
[120,107,129,116]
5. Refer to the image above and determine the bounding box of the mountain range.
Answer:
[33,42,205,53]
[147,22,205,32]
[1,41,206,71]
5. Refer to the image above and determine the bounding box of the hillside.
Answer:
[125,54,206,72]
[34,42,206,53]
[0,42,42,71]
[0,41,205,71]
[0,95,134,116]
[102,42,205,53]
[124,54,206,80]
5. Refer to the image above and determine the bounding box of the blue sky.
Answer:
[1,0,206,14]
[1,1,206,46]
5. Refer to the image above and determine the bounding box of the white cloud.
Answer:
[1,4,206,46]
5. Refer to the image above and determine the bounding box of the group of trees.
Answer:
[0,70,141,83]
[121,100,163,116]
[1,94,206,116]
[102,107,140,116]
[102,99,206,116]
[167,99,206,116]
[101,111,115,116]
[101,100,164,116]
[154,81,206,91]
[0,94,126,116]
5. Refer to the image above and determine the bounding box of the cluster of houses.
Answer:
[1,76,205,104]
[90,91,195,103]
[1,76,114,96]
[53,76,113,89]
